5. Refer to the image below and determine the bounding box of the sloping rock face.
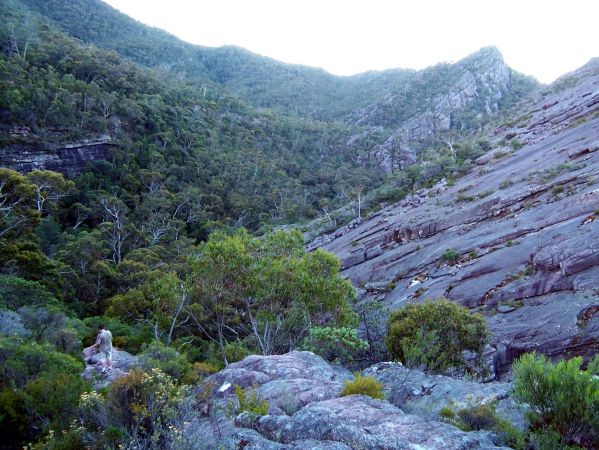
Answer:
[363,362,524,430]
[311,58,599,378]
[185,351,511,449]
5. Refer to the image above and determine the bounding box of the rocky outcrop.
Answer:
[312,58,599,377]
[82,346,138,388]
[359,47,512,173]
[185,351,512,449]
[0,136,115,176]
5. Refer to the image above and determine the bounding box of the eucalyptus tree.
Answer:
[188,229,358,364]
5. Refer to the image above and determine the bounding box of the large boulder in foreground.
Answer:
[185,351,512,449]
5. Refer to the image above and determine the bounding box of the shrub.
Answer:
[499,179,514,190]
[341,373,385,399]
[138,340,194,383]
[512,352,599,448]
[457,405,497,431]
[440,249,460,263]
[0,275,59,310]
[0,337,89,448]
[386,298,490,374]
[224,340,251,364]
[230,384,269,416]
[0,309,30,337]
[439,406,456,420]
[76,367,193,449]
[510,139,523,150]
[300,326,369,365]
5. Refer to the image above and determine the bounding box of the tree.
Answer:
[248,233,357,355]
[386,298,490,374]
[25,170,75,214]
[110,271,191,347]
[95,195,132,265]
[188,230,254,365]
[0,168,39,243]
[188,229,358,364]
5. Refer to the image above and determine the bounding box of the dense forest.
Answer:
[0,0,546,448]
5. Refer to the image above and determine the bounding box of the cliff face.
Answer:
[0,136,114,175]
[311,58,599,377]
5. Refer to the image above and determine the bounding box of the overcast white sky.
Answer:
[101,0,599,84]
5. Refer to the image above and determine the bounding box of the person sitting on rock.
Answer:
[91,325,113,373]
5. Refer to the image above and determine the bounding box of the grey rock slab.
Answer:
[279,395,509,449]
[363,362,525,430]
[210,351,353,390]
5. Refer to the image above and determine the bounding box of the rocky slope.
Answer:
[186,351,516,449]
[310,58,599,378]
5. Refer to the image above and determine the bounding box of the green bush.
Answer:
[224,340,251,364]
[138,340,194,383]
[300,326,369,364]
[0,337,89,448]
[386,298,490,374]
[457,405,497,431]
[0,275,60,310]
[512,352,599,448]
[229,384,269,416]
[440,249,460,263]
[340,373,385,399]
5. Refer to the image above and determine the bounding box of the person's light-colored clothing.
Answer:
[99,348,112,363]
[95,330,113,362]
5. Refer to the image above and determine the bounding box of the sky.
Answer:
[101,0,599,84]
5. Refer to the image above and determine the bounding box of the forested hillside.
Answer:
[0,0,547,448]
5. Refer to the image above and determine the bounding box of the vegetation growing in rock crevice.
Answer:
[340,373,385,400]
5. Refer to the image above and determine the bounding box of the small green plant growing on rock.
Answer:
[499,179,514,189]
[458,404,498,431]
[440,249,460,264]
[510,138,523,150]
[438,401,526,448]
[341,373,385,400]
[477,189,495,199]
[230,383,269,416]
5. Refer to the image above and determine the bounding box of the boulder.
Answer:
[82,346,138,388]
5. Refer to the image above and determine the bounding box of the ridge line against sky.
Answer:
[101,0,599,84]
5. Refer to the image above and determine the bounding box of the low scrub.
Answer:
[341,373,385,400]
